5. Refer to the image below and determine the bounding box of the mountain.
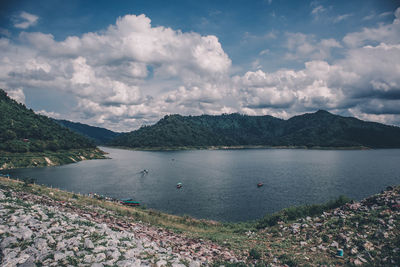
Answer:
[109,110,400,149]
[55,119,120,145]
[0,89,97,153]
[0,89,105,169]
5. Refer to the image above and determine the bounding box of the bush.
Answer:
[256,195,351,229]
[249,248,261,260]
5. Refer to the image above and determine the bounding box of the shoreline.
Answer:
[0,147,107,170]
[106,145,372,151]
[0,175,399,266]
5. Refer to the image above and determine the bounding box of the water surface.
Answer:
[7,147,400,222]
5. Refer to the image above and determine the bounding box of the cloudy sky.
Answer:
[0,0,399,131]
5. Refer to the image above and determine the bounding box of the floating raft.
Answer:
[120,199,140,206]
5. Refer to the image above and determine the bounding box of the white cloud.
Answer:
[0,14,232,131]
[14,11,38,29]
[333,13,352,23]
[311,5,326,20]
[37,109,62,118]
[1,9,400,130]
[344,8,400,47]
[5,88,25,104]
[285,33,341,61]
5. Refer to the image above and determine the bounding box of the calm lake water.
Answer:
[6,147,400,222]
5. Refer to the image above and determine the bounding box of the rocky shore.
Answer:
[0,176,399,266]
[0,178,241,266]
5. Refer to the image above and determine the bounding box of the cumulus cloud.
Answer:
[0,14,232,131]
[232,10,400,122]
[285,33,341,61]
[13,11,38,29]
[5,88,25,104]
[1,9,400,130]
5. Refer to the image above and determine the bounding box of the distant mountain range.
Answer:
[55,119,121,145]
[109,110,400,149]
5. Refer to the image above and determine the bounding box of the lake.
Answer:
[6,147,400,222]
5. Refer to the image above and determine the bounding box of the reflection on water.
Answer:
[7,147,400,222]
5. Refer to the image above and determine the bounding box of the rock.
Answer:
[300,241,307,247]
[354,259,363,266]
[91,263,104,267]
[47,235,55,244]
[330,241,339,248]
[189,261,201,267]
[156,260,168,267]
[21,227,33,240]
[35,238,48,251]
[84,255,94,263]
[84,238,94,249]
[350,247,358,255]
[56,241,66,251]
[93,246,107,253]
[95,253,106,262]
[363,241,374,251]
[124,249,136,258]
[110,250,121,260]
[54,252,66,261]
[18,255,35,267]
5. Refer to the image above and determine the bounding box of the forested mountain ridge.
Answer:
[0,89,96,152]
[110,110,400,149]
[55,119,120,145]
[0,89,105,169]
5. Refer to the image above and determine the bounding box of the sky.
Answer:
[0,0,400,131]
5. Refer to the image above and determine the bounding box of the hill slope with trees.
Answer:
[110,110,400,149]
[55,119,120,145]
[0,89,105,169]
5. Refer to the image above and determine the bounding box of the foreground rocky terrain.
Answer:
[0,175,399,266]
[0,181,240,266]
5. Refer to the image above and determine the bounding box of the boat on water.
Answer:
[176,182,183,189]
[257,182,263,187]
[120,198,140,206]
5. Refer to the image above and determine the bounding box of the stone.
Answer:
[350,247,358,255]
[363,241,374,251]
[93,246,107,253]
[54,252,66,261]
[189,261,201,267]
[110,250,121,260]
[85,238,94,249]
[95,253,106,262]
[56,241,66,251]
[84,255,94,263]
[330,241,339,248]
[35,238,48,251]
[91,263,104,267]
[156,260,168,267]
[354,259,363,266]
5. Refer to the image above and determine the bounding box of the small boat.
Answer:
[176,182,183,189]
[120,198,140,206]
[257,182,263,187]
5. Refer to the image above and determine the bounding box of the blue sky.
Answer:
[0,0,399,131]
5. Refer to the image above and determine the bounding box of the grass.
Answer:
[1,175,397,266]
[256,195,351,228]
[0,175,350,251]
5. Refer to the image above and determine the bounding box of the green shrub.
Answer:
[249,248,261,260]
[256,195,351,229]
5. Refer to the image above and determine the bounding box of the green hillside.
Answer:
[0,89,105,169]
[55,119,120,145]
[110,110,400,149]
